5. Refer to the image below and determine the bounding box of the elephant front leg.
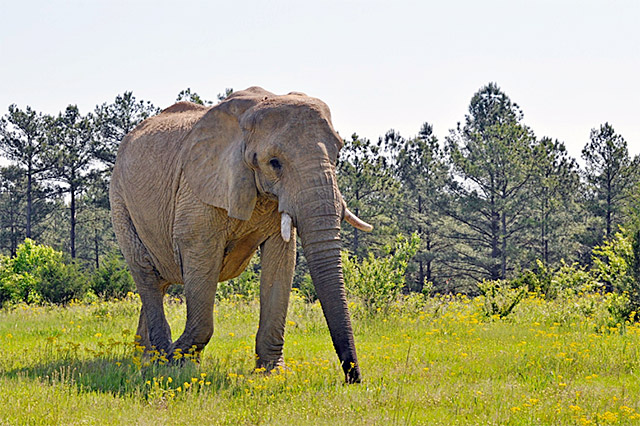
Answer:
[171,243,224,358]
[255,230,296,371]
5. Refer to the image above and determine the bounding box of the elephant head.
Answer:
[182,87,371,383]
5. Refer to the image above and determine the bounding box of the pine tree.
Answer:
[393,123,449,291]
[582,123,637,241]
[338,133,399,257]
[175,88,214,106]
[0,166,26,255]
[528,137,581,267]
[93,92,160,170]
[0,105,53,238]
[445,83,535,282]
[47,106,96,259]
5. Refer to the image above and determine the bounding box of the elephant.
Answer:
[109,87,372,383]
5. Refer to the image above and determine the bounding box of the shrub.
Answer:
[633,226,640,301]
[550,260,599,297]
[592,230,638,309]
[604,291,633,328]
[512,260,552,295]
[36,260,87,304]
[0,255,20,306]
[513,259,597,300]
[477,279,526,318]
[296,273,317,303]
[0,239,88,305]
[342,233,420,314]
[90,252,135,299]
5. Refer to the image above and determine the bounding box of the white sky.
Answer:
[1,0,638,161]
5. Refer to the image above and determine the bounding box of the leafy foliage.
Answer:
[592,230,638,310]
[477,279,526,318]
[342,233,420,314]
[0,83,638,314]
[0,104,53,240]
[90,251,135,299]
[528,137,582,266]
[175,88,214,106]
[295,273,317,303]
[46,106,97,258]
[392,123,449,291]
[0,239,87,306]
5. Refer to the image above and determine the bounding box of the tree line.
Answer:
[1,83,638,295]
[337,83,639,293]
[0,89,227,267]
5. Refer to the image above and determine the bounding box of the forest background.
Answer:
[0,82,638,305]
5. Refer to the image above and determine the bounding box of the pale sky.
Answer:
[1,0,638,161]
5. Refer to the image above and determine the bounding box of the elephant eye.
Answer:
[269,158,282,170]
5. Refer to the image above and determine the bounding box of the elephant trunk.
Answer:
[295,174,361,383]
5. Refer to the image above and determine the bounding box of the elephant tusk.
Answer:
[281,213,292,242]
[344,207,373,232]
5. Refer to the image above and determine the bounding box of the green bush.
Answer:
[632,226,640,303]
[604,291,633,328]
[512,260,552,295]
[90,252,135,299]
[513,259,597,300]
[0,256,20,305]
[550,260,599,297]
[592,230,638,308]
[342,233,420,314]
[37,260,87,304]
[477,279,527,318]
[296,273,317,303]
[0,239,88,306]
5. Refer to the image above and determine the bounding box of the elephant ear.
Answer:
[183,88,272,220]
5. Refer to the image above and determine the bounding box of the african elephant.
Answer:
[109,87,372,383]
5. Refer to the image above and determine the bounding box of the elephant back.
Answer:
[110,101,213,284]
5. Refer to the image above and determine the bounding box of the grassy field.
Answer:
[1,291,639,425]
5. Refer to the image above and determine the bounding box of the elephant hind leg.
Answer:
[111,195,172,354]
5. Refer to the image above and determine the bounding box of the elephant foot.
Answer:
[166,341,203,365]
[133,335,172,360]
[255,356,286,374]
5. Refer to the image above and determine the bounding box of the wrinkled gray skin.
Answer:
[110,87,370,383]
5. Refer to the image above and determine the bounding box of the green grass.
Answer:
[1,292,639,425]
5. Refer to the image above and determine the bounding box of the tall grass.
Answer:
[1,292,639,425]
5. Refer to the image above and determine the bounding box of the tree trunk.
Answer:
[70,184,76,259]
[10,219,17,256]
[490,206,500,280]
[353,201,360,256]
[94,227,100,269]
[501,212,507,279]
[417,194,425,290]
[26,162,32,239]
[425,235,432,285]
[606,191,612,239]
